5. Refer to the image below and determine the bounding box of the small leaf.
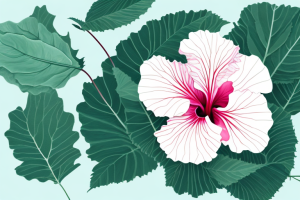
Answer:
[0,6,84,94]
[204,155,265,186]
[77,57,157,190]
[226,2,300,82]
[218,103,298,200]
[115,10,229,83]
[5,89,81,183]
[265,79,300,115]
[70,0,155,32]
[113,68,139,101]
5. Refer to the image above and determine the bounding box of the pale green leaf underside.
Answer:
[226,2,300,82]
[0,6,83,94]
[5,89,81,183]
[204,155,265,186]
[77,57,157,190]
[113,68,139,101]
[70,0,155,32]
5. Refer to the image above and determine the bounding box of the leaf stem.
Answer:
[81,69,126,129]
[59,183,71,200]
[289,175,300,182]
[86,30,115,68]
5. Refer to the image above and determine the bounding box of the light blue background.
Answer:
[0,0,299,199]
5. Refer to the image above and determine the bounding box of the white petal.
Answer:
[155,115,222,164]
[179,30,240,96]
[138,55,204,118]
[228,55,273,93]
[215,91,273,153]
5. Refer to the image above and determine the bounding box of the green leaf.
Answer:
[70,0,155,32]
[115,10,229,83]
[5,89,81,184]
[76,57,157,190]
[0,7,83,94]
[265,79,300,115]
[226,2,300,82]
[162,159,221,198]
[218,103,297,200]
[203,155,265,186]
[113,68,139,101]
[30,6,84,68]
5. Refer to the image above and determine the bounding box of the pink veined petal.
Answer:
[138,55,206,118]
[214,91,273,153]
[228,55,273,93]
[155,105,222,164]
[212,81,234,108]
[179,30,240,100]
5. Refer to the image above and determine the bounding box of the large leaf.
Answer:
[5,89,81,184]
[265,79,300,115]
[218,103,297,200]
[115,10,229,83]
[0,7,83,95]
[70,0,155,32]
[162,159,221,198]
[77,56,157,190]
[226,2,300,82]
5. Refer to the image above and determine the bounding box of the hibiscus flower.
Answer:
[138,30,274,164]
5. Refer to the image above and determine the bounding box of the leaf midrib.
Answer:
[21,109,60,184]
[86,0,147,24]
[0,37,81,70]
[282,79,300,110]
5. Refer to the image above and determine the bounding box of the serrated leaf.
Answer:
[77,57,157,190]
[226,2,300,82]
[162,159,221,198]
[203,155,265,186]
[115,10,229,83]
[218,103,297,200]
[113,68,139,101]
[70,0,155,32]
[5,89,81,184]
[30,6,84,68]
[264,79,300,115]
[0,7,83,94]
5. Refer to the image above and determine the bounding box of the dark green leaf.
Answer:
[218,103,297,200]
[115,10,229,83]
[265,79,300,115]
[203,155,265,186]
[77,57,157,190]
[162,159,221,198]
[70,0,155,32]
[0,6,84,94]
[5,89,81,183]
[226,2,300,82]
[113,68,139,101]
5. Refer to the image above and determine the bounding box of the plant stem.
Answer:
[59,183,71,200]
[81,69,126,129]
[86,30,115,68]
